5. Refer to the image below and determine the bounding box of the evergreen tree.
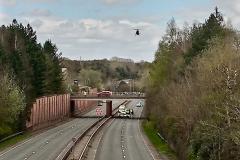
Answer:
[0,20,65,132]
[43,40,64,94]
[184,7,225,64]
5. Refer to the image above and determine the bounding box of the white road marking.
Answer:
[0,138,33,157]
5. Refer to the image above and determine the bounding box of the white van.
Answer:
[118,105,126,116]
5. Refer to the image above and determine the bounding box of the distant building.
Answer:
[110,57,134,63]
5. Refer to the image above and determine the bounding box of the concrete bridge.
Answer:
[70,94,145,117]
[70,95,146,101]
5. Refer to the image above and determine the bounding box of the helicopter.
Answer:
[134,29,141,36]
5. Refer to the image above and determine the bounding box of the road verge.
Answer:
[0,132,31,152]
[142,121,176,160]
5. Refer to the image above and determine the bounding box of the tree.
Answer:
[79,69,102,89]
[146,8,240,160]
[0,71,25,138]
[117,81,130,92]
[184,7,226,64]
[0,21,65,132]
[43,40,64,94]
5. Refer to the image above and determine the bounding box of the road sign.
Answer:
[96,107,102,116]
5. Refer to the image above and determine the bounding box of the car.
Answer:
[130,109,134,115]
[123,109,134,118]
[118,106,132,118]
[119,111,128,117]
[136,101,143,107]
[118,105,126,116]
[124,109,131,118]
[97,100,103,106]
[125,109,131,114]
[97,91,112,97]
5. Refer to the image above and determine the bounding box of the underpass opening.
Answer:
[70,100,75,116]
[72,100,113,118]
[70,98,146,119]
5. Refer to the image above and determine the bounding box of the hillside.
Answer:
[62,58,149,91]
[146,8,240,159]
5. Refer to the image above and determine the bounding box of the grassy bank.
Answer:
[0,133,31,151]
[143,121,176,160]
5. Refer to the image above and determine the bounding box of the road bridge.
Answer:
[70,95,145,117]
[70,95,146,101]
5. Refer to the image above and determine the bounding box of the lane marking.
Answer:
[120,119,128,160]
[93,117,116,160]
[0,121,79,157]
[0,138,33,157]
[0,102,115,158]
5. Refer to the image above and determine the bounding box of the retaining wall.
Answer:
[26,94,98,131]
[26,94,70,130]
[73,100,98,115]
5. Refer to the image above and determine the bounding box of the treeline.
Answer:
[62,58,149,90]
[147,8,240,160]
[0,20,64,138]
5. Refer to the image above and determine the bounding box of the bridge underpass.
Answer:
[70,95,146,119]
[70,95,146,100]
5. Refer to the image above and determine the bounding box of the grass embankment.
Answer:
[143,121,176,160]
[0,133,31,151]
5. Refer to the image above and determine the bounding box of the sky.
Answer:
[0,0,240,62]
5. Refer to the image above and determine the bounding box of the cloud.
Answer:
[31,19,43,28]
[211,0,240,27]
[0,13,11,25]
[16,16,162,61]
[0,0,16,6]
[215,0,240,15]
[21,0,57,3]
[100,0,141,5]
[21,9,52,17]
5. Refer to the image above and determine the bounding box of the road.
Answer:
[95,100,155,160]
[0,100,123,160]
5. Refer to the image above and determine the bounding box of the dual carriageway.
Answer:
[0,95,160,160]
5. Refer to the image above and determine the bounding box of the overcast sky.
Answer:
[0,0,239,62]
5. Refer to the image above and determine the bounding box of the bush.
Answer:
[0,72,26,139]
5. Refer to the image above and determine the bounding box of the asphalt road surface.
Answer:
[0,100,123,160]
[95,100,155,160]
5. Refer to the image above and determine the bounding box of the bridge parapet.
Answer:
[70,95,146,100]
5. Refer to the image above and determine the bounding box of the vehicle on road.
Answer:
[125,109,133,118]
[130,109,134,115]
[97,91,112,97]
[136,101,143,107]
[118,105,131,118]
[118,105,126,116]
[118,107,134,118]
[125,109,130,113]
